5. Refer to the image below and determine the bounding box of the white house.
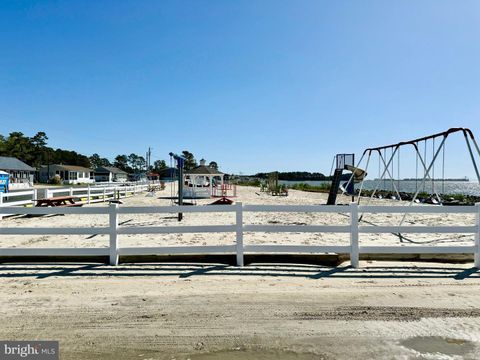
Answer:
[94,166,128,183]
[0,156,36,189]
[39,164,95,184]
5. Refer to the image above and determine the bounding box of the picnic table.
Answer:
[35,196,83,207]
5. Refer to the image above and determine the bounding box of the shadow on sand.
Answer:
[0,262,478,281]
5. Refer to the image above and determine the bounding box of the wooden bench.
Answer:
[35,196,83,207]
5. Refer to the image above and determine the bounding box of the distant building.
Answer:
[183,159,225,198]
[0,156,36,189]
[39,164,94,184]
[94,166,128,183]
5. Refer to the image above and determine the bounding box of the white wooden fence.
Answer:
[0,183,149,219]
[45,183,149,204]
[0,190,38,208]
[0,203,479,268]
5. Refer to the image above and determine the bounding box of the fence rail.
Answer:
[0,189,37,209]
[0,183,149,219]
[0,202,479,268]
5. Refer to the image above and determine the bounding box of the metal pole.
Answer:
[178,158,184,221]
[475,202,480,268]
[378,148,403,201]
[464,132,480,184]
[398,135,447,227]
[356,151,372,205]
[413,144,443,204]
[365,147,398,202]
[359,147,399,220]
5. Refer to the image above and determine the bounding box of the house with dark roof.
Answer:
[39,164,94,184]
[94,166,128,183]
[0,156,36,189]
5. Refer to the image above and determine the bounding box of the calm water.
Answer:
[279,180,480,196]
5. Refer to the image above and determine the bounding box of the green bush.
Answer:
[288,182,331,193]
[48,175,62,185]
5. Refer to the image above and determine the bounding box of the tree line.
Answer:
[0,132,91,169]
[0,131,218,175]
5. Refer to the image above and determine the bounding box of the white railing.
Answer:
[0,189,37,208]
[45,184,149,204]
[0,203,479,268]
[0,184,149,216]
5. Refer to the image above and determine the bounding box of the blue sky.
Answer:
[1,1,479,177]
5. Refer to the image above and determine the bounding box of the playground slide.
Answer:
[345,165,367,182]
[327,166,367,205]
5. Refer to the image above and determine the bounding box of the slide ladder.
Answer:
[327,169,343,205]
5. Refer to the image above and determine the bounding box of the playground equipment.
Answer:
[347,128,480,206]
[327,154,366,205]
[210,183,237,205]
[212,183,237,198]
[0,171,9,193]
[266,172,288,196]
[344,127,480,242]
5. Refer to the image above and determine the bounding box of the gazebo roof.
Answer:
[185,165,224,176]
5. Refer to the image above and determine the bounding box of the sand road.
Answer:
[1,261,479,359]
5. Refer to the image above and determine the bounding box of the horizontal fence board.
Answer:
[71,188,89,192]
[0,201,32,208]
[119,245,236,255]
[0,207,109,215]
[243,204,350,213]
[359,226,477,234]
[1,190,34,197]
[360,246,475,254]
[359,205,477,214]
[243,225,350,233]
[0,248,109,256]
[0,227,110,235]
[117,205,236,214]
[243,245,350,253]
[118,225,236,234]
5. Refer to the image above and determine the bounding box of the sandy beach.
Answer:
[0,184,477,251]
[0,261,479,359]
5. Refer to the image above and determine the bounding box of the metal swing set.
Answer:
[343,128,480,207]
[339,128,480,243]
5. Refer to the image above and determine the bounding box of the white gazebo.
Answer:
[183,159,225,199]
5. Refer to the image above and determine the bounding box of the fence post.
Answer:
[109,203,119,266]
[32,189,37,204]
[103,187,106,202]
[69,187,73,197]
[87,185,91,204]
[350,202,360,268]
[236,202,244,267]
[475,203,480,268]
